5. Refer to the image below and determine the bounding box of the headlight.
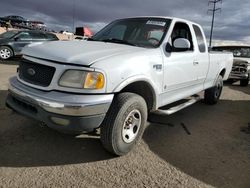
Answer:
[59,70,104,89]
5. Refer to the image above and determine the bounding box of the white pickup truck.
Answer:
[6,17,233,155]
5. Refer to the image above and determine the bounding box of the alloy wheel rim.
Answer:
[0,49,11,59]
[215,82,222,98]
[122,109,142,143]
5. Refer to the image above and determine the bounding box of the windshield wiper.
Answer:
[100,38,137,46]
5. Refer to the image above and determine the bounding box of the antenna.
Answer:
[208,0,222,48]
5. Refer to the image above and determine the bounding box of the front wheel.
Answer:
[0,46,13,60]
[204,75,223,105]
[100,93,147,156]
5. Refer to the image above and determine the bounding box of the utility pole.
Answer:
[72,0,76,33]
[208,0,222,48]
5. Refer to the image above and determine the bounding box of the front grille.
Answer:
[19,60,56,87]
[232,61,247,74]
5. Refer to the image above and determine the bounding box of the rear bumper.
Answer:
[6,77,113,133]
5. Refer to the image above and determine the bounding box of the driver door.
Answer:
[161,22,198,105]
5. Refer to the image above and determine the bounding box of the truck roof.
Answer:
[117,16,199,25]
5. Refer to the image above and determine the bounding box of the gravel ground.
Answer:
[0,60,249,188]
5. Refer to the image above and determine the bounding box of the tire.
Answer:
[240,75,249,86]
[204,75,223,105]
[0,46,13,60]
[100,92,147,156]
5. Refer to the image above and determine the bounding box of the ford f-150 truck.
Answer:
[6,17,233,155]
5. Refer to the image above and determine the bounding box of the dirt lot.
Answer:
[0,59,250,188]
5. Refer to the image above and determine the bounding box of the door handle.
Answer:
[193,61,199,66]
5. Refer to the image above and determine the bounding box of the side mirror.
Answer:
[173,38,190,50]
[14,37,20,41]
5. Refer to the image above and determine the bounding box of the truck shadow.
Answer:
[224,81,250,95]
[0,90,113,167]
[144,100,250,188]
[228,85,250,95]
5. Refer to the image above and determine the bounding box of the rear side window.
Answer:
[30,32,46,40]
[193,25,206,53]
[45,33,59,40]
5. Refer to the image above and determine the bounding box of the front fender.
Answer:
[113,75,159,94]
[113,75,159,110]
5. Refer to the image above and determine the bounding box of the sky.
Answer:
[0,0,249,43]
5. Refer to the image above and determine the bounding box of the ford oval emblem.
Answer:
[27,68,36,76]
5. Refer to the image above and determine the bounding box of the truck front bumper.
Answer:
[6,77,114,133]
[229,72,249,80]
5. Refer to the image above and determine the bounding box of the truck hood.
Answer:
[22,40,143,66]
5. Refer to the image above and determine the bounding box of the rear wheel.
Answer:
[100,93,147,156]
[204,75,223,105]
[0,46,13,60]
[240,75,249,86]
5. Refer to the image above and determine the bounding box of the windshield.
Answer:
[0,31,19,39]
[92,18,171,48]
[213,46,250,58]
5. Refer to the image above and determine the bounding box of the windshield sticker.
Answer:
[146,20,166,26]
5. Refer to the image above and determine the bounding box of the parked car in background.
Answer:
[213,45,250,86]
[0,30,58,60]
[0,15,28,26]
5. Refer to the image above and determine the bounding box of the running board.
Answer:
[156,95,201,115]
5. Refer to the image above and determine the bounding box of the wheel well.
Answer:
[0,45,14,55]
[220,69,226,78]
[120,81,155,111]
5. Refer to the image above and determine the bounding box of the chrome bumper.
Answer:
[8,76,113,116]
[229,72,249,80]
[6,77,114,132]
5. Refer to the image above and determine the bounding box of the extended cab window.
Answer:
[193,25,206,53]
[170,22,193,52]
